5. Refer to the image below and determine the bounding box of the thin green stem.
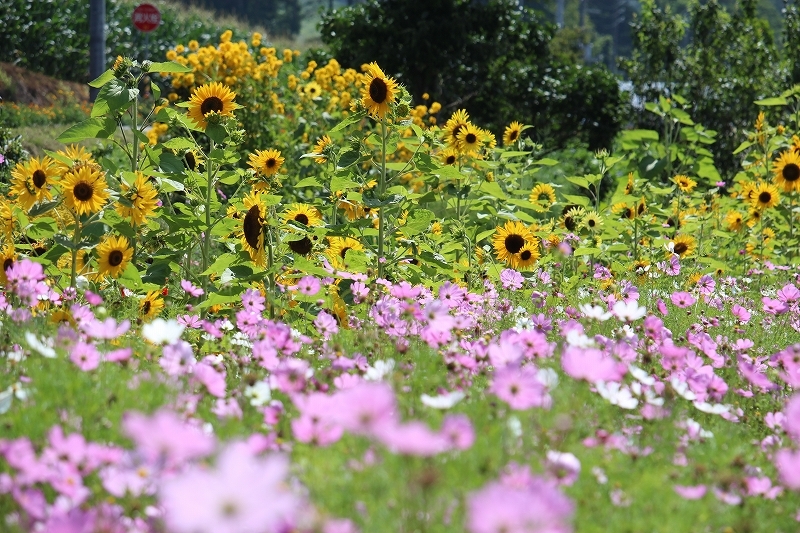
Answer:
[69,213,82,289]
[377,118,388,279]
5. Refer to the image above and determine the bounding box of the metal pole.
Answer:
[89,0,106,101]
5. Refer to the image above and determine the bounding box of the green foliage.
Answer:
[318,0,624,150]
[621,0,783,177]
[0,126,28,183]
[0,0,263,82]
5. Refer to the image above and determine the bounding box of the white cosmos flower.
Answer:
[142,318,185,345]
[25,332,56,358]
[420,390,465,409]
[365,359,395,381]
[612,300,647,322]
[244,381,272,407]
[693,401,730,415]
[670,377,697,401]
[595,381,639,409]
[579,303,612,321]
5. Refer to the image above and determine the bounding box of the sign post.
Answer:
[132,3,161,60]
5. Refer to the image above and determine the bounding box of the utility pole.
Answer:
[89,0,105,101]
[556,0,564,27]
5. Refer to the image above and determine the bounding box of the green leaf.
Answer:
[91,78,138,117]
[88,70,115,88]
[205,123,228,144]
[573,247,600,256]
[499,151,531,159]
[754,97,788,106]
[194,292,242,310]
[329,110,367,133]
[534,158,559,166]
[479,181,507,200]
[161,138,196,151]
[732,141,753,155]
[400,209,435,237]
[295,177,322,188]
[28,200,61,217]
[565,176,590,189]
[331,175,361,192]
[56,117,117,143]
[148,61,193,74]
[201,253,237,277]
[561,194,590,207]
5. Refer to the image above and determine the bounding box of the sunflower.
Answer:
[139,290,165,321]
[242,191,267,267]
[183,149,204,171]
[440,147,459,166]
[62,166,109,216]
[186,82,237,130]
[0,199,14,238]
[529,183,557,212]
[751,182,780,210]
[326,236,365,269]
[670,234,696,258]
[287,235,314,256]
[456,123,484,154]
[561,206,586,231]
[510,242,540,270]
[582,211,604,232]
[360,63,398,119]
[53,145,97,176]
[57,250,93,279]
[492,220,534,265]
[725,210,744,232]
[612,202,636,220]
[673,174,697,193]
[96,235,134,279]
[746,207,762,228]
[284,204,322,227]
[772,150,800,192]
[116,172,159,226]
[0,244,15,284]
[503,121,524,146]
[9,156,59,211]
[302,81,322,99]
[248,148,284,177]
[311,135,332,164]
[443,109,470,147]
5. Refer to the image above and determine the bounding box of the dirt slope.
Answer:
[0,62,89,106]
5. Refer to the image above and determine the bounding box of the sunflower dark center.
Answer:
[185,152,197,171]
[108,250,124,267]
[3,258,13,271]
[266,158,277,169]
[32,169,47,189]
[201,96,224,115]
[73,182,94,202]
[565,216,577,230]
[588,218,596,227]
[504,234,525,254]
[288,236,313,255]
[243,205,263,250]
[452,124,464,139]
[294,213,309,225]
[674,243,688,255]
[445,155,456,165]
[520,250,532,261]
[784,163,800,182]
[509,130,519,141]
[340,246,351,259]
[369,78,388,104]
[465,133,477,144]
[142,301,151,315]
[759,191,772,204]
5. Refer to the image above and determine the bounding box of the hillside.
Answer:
[0,62,89,106]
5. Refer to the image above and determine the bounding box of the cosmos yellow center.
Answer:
[32,169,47,189]
[369,78,388,104]
[201,96,224,115]
[784,163,800,182]
[504,235,524,254]
[73,182,94,202]
[108,250,124,267]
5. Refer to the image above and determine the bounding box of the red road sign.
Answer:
[132,3,161,32]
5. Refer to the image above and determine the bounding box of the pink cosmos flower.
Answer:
[763,297,789,315]
[696,275,715,296]
[181,279,204,297]
[561,345,626,383]
[544,451,581,486]
[500,268,525,290]
[314,310,339,339]
[440,413,475,450]
[193,361,227,397]
[731,304,751,323]
[160,442,302,533]
[778,283,800,304]
[330,382,399,436]
[291,392,344,446]
[375,420,450,456]
[783,394,800,441]
[489,365,551,410]
[776,448,800,489]
[673,484,707,500]
[122,409,215,469]
[296,275,321,296]
[670,291,696,308]
[467,475,573,533]
[70,341,101,371]
[82,317,130,339]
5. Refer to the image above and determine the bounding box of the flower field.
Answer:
[4,29,800,533]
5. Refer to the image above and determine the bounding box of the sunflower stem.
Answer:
[69,213,82,289]
[131,98,139,173]
[377,117,388,279]
[201,140,216,310]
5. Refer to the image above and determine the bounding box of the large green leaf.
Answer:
[56,117,117,143]
[91,78,138,117]
[148,61,193,74]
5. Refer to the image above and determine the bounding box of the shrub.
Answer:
[318,0,623,151]
[0,126,28,184]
